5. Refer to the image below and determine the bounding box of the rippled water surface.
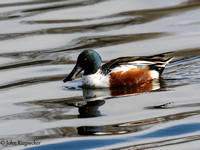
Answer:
[0,0,200,149]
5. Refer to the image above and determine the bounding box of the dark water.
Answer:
[0,0,200,150]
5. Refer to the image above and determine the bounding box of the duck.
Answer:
[63,49,172,88]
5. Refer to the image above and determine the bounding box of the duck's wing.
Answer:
[101,53,173,75]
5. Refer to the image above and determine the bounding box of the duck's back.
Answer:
[82,53,172,87]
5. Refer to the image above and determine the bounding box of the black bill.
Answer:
[63,64,83,83]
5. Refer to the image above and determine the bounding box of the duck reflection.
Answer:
[6,79,164,139]
[68,79,162,118]
[78,100,105,118]
[67,79,162,135]
[8,78,199,139]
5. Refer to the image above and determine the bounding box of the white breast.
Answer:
[82,70,109,88]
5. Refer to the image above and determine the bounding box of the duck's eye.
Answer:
[84,57,87,61]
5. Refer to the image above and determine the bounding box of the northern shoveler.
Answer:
[63,50,172,88]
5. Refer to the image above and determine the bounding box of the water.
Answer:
[0,0,200,149]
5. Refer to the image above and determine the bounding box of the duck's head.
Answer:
[63,50,102,82]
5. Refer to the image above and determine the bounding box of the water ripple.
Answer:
[0,0,200,150]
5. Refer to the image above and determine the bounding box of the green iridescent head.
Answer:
[63,50,102,82]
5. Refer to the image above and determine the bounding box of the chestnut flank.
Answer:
[109,68,151,87]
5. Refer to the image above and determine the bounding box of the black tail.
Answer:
[148,56,173,74]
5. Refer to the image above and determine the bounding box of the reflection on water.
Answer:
[0,0,200,149]
[25,123,200,150]
[0,79,161,121]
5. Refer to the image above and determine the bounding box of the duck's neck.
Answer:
[84,67,100,75]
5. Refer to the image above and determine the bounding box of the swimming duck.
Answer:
[63,50,172,87]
